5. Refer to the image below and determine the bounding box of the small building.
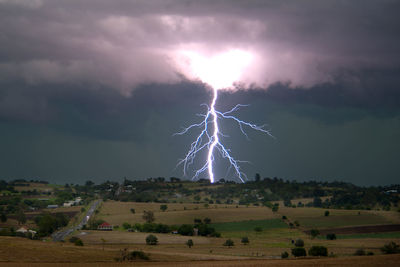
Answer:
[16,227,28,234]
[97,222,113,231]
[47,204,58,209]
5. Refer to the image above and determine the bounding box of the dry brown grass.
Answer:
[99,201,276,225]
[79,230,211,245]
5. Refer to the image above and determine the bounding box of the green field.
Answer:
[317,232,400,240]
[210,219,287,232]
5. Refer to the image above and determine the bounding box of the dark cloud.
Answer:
[0,0,400,185]
[1,0,399,91]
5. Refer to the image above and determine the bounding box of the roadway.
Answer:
[52,199,101,241]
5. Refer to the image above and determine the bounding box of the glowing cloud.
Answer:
[176,49,253,90]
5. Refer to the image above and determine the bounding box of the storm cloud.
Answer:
[0,0,400,185]
[1,0,399,93]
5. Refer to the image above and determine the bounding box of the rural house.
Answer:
[97,222,113,231]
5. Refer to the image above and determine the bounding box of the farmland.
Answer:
[1,179,400,265]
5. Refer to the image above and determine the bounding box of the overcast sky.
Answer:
[0,0,400,185]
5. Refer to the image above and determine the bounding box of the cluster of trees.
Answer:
[34,213,69,237]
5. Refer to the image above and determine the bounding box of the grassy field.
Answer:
[210,219,287,232]
[99,201,276,225]
[277,207,397,229]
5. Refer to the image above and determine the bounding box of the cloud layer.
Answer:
[1,0,399,93]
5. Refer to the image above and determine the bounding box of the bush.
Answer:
[129,250,149,260]
[241,236,249,245]
[294,239,304,247]
[74,238,84,246]
[381,241,400,254]
[178,224,194,236]
[308,246,328,256]
[145,234,158,245]
[254,226,263,232]
[310,229,320,239]
[282,215,287,220]
[281,251,289,258]
[115,249,149,262]
[186,239,194,248]
[223,239,234,247]
[324,210,330,216]
[122,222,131,230]
[69,236,80,243]
[130,208,135,214]
[354,248,366,256]
[291,247,306,257]
[326,233,337,240]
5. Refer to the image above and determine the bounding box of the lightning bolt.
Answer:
[175,87,273,183]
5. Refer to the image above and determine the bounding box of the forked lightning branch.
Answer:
[175,87,273,183]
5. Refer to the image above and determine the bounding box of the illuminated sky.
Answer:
[0,0,400,185]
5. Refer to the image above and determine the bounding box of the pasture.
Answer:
[99,201,276,225]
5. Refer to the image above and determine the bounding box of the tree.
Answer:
[0,213,7,223]
[294,239,304,247]
[281,251,289,258]
[381,241,400,254]
[130,208,135,214]
[255,173,261,182]
[178,224,194,236]
[74,238,84,246]
[254,226,262,232]
[145,234,158,245]
[310,229,320,239]
[160,205,168,212]
[326,233,337,240]
[313,197,322,207]
[16,211,26,225]
[194,218,202,224]
[291,247,306,257]
[203,217,211,224]
[142,210,155,223]
[308,246,328,256]
[324,210,330,217]
[241,236,249,245]
[122,222,131,230]
[186,239,194,248]
[272,205,279,212]
[223,239,234,247]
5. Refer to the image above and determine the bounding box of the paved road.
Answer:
[52,199,101,241]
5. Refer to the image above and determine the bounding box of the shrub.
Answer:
[354,248,366,256]
[281,251,289,259]
[282,215,287,220]
[160,204,168,212]
[291,247,306,257]
[129,250,149,260]
[178,224,194,236]
[74,238,84,246]
[381,241,400,254]
[367,251,374,256]
[186,239,194,248]
[223,239,234,247]
[69,236,80,243]
[130,208,135,214]
[241,236,249,245]
[122,222,131,230]
[324,210,330,216]
[308,246,328,256]
[326,233,337,240]
[310,229,320,239]
[294,239,304,247]
[254,226,263,232]
[115,249,149,262]
[145,234,158,245]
